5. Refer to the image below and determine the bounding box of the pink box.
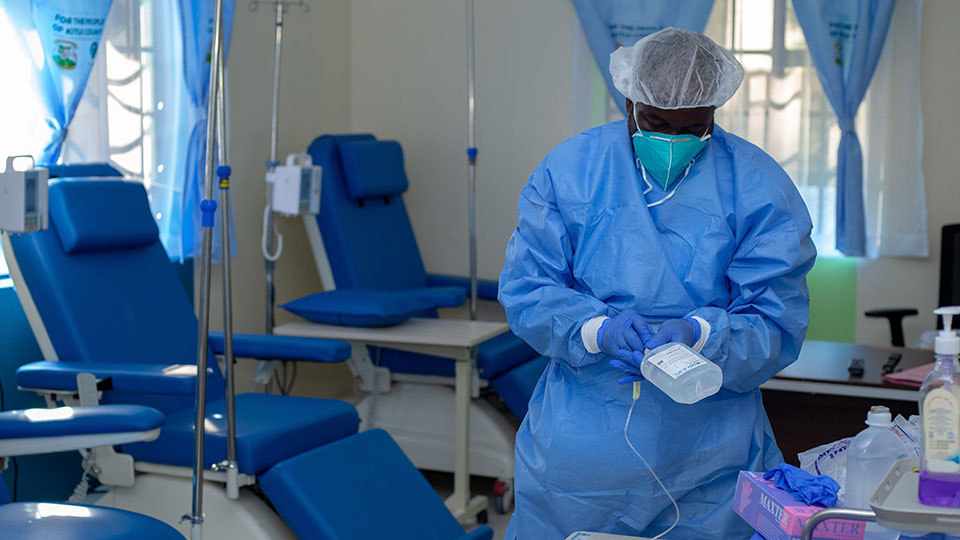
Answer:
[734,471,866,540]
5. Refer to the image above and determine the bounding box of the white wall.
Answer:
[349,0,576,281]
[204,0,355,396]
[856,0,960,346]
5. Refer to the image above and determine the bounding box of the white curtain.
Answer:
[861,0,928,259]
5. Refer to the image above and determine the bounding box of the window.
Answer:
[706,0,841,256]
[0,0,186,274]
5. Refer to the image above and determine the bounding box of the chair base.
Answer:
[94,472,294,539]
[356,382,516,510]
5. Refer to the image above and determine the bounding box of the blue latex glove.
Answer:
[763,463,841,507]
[645,316,701,350]
[609,350,645,385]
[596,310,654,358]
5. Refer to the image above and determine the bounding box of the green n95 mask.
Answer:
[631,128,710,190]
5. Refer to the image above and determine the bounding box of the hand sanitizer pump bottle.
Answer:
[918,306,960,507]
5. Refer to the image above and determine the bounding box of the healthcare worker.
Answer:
[498,27,816,539]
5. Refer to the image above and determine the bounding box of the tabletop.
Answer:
[273,318,510,349]
[774,340,934,388]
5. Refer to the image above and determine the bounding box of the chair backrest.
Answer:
[7,179,224,411]
[941,223,960,313]
[306,135,430,291]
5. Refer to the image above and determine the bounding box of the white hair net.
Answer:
[610,27,744,110]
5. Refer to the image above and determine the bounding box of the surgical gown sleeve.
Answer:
[499,163,612,368]
[689,158,816,394]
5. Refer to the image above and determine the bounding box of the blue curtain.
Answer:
[29,0,113,164]
[570,0,715,116]
[792,0,895,256]
[178,0,236,262]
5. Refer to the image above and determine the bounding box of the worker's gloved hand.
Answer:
[610,350,645,385]
[645,317,701,350]
[596,310,654,358]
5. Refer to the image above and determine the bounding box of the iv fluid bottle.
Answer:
[845,406,906,540]
[918,306,960,507]
[640,343,722,404]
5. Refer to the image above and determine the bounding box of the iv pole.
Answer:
[466,0,478,321]
[254,0,308,393]
[187,0,228,536]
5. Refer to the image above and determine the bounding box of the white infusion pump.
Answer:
[0,156,48,233]
[267,153,321,217]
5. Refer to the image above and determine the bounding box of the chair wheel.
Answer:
[477,510,489,524]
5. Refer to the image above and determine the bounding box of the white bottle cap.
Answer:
[935,306,960,356]
[866,405,892,427]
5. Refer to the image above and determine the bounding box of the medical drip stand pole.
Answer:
[466,0,478,321]
[263,0,285,336]
[186,0,226,536]
[214,28,240,499]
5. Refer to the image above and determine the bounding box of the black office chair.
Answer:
[866,223,960,346]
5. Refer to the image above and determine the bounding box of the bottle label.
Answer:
[923,387,960,464]
[650,344,707,380]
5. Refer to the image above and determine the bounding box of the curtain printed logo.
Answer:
[52,39,78,69]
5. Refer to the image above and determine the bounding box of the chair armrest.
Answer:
[426,274,499,300]
[209,332,351,363]
[456,526,494,540]
[0,404,163,457]
[16,361,213,395]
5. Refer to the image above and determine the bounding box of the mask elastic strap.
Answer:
[646,159,695,208]
[637,159,654,195]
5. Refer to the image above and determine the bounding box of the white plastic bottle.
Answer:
[640,342,722,404]
[844,406,907,540]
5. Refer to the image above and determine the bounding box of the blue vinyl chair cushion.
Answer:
[259,428,493,540]
[378,331,538,380]
[309,135,430,291]
[8,179,225,415]
[45,163,123,178]
[402,287,466,308]
[0,503,183,540]
[49,180,159,254]
[17,361,213,395]
[489,356,549,419]
[0,405,163,439]
[339,140,409,200]
[426,274,500,301]
[208,332,352,363]
[281,289,435,327]
[122,393,359,475]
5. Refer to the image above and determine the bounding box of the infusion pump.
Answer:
[0,156,48,233]
[266,153,321,217]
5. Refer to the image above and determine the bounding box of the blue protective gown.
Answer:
[498,120,816,540]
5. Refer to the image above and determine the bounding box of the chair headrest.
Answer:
[50,180,159,254]
[45,163,123,179]
[338,140,409,200]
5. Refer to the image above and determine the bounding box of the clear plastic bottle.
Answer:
[640,342,722,404]
[845,406,907,540]
[918,306,960,507]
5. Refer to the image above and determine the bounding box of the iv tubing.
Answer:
[625,383,680,539]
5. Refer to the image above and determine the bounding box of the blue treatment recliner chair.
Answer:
[1,178,492,540]
[0,404,182,539]
[297,134,549,511]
